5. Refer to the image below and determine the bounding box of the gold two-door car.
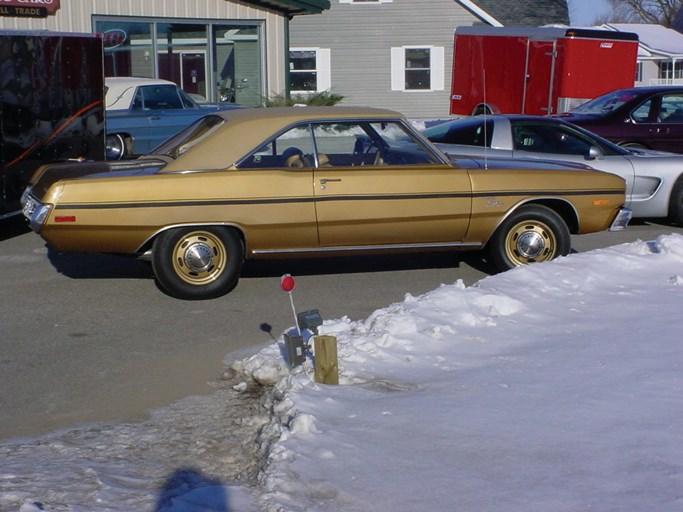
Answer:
[22,107,631,300]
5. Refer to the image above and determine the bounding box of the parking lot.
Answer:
[2,216,682,439]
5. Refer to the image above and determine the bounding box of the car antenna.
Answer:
[483,68,489,170]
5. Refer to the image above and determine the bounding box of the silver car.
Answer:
[423,115,683,224]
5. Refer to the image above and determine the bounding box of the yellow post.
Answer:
[314,335,339,385]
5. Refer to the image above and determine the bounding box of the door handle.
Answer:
[320,178,342,190]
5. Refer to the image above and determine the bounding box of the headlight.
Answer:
[22,195,52,233]
[20,187,32,207]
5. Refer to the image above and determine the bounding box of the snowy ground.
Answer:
[2,234,683,511]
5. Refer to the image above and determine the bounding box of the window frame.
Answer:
[390,45,444,92]
[289,47,331,94]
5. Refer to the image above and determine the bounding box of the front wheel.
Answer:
[152,226,244,300]
[668,177,683,225]
[105,133,127,160]
[487,205,571,272]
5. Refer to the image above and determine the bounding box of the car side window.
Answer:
[237,120,439,169]
[513,124,592,156]
[631,99,652,123]
[140,85,184,110]
[237,125,315,169]
[313,121,439,167]
[423,119,492,147]
[658,94,683,123]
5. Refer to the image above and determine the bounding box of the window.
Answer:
[132,85,191,110]
[238,120,438,168]
[659,61,683,81]
[635,62,643,83]
[512,123,593,156]
[423,118,493,147]
[94,18,264,106]
[289,49,331,93]
[391,46,444,92]
[658,94,683,123]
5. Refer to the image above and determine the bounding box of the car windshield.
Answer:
[571,90,640,115]
[151,115,225,158]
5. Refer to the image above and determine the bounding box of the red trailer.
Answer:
[449,26,639,117]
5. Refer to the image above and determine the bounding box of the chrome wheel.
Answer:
[152,227,243,300]
[488,205,571,272]
[105,133,126,160]
[171,231,228,286]
[503,220,558,265]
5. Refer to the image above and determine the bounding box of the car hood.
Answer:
[27,158,167,200]
[625,148,680,157]
[449,154,598,172]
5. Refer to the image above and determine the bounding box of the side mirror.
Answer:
[587,146,603,160]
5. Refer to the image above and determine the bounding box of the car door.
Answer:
[648,93,683,152]
[309,120,473,247]
[510,120,637,201]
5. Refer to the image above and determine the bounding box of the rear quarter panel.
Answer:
[38,169,319,254]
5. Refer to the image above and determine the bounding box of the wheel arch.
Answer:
[471,103,501,116]
[105,132,135,159]
[137,223,247,259]
[484,198,579,247]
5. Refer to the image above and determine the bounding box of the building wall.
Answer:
[0,0,289,96]
[290,0,479,119]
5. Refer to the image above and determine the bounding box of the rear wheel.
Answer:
[152,226,243,300]
[488,205,571,271]
[668,177,683,225]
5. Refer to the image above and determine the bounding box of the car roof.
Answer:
[160,106,408,172]
[105,77,179,110]
[105,76,176,88]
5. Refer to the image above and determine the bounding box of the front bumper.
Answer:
[21,188,51,233]
[609,207,632,232]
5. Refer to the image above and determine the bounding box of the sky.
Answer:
[2,233,683,511]
[568,0,612,26]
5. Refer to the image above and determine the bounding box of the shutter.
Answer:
[431,46,445,91]
[391,47,404,91]
[317,48,331,92]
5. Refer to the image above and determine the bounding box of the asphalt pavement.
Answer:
[1,216,681,439]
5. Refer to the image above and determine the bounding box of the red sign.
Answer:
[0,0,60,15]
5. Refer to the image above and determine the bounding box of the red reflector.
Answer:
[54,215,76,223]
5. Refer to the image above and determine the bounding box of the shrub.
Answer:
[264,90,344,107]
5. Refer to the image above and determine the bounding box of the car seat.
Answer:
[282,147,305,167]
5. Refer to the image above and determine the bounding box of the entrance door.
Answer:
[523,40,556,115]
[181,52,207,100]
[233,40,261,106]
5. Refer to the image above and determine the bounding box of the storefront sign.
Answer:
[0,0,59,17]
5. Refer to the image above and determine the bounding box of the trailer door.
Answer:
[523,39,556,115]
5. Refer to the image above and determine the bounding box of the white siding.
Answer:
[291,0,480,119]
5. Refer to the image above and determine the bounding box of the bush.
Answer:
[264,90,344,107]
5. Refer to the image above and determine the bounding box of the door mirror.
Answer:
[587,146,603,160]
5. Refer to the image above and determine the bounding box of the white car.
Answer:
[424,115,683,224]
